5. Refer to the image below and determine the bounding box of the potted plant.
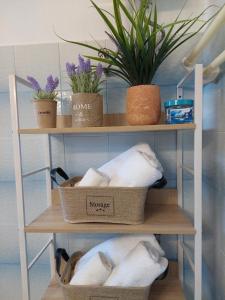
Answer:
[59,0,216,125]
[27,75,59,128]
[66,55,104,127]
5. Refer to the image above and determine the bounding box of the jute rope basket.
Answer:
[58,177,149,224]
[56,250,151,300]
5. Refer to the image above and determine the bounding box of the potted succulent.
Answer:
[27,75,59,128]
[60,0,216,125]
[66,55,104,127]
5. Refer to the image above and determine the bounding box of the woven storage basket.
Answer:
[56,250,151,300]
[58,176,148,224]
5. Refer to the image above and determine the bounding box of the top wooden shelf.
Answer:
[18,113,195,134]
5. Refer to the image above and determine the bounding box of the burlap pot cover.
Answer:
[126,85,161,125]
[33,99,57,128]
[57,251,151,300]
[57,115,72,128]
[72,93,103,127]
[58,177,148,224]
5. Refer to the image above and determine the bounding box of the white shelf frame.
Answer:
[9,75,56,300]
[176,64,203,300]
[9,65,203,300]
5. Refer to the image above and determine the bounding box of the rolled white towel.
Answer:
[70,252,112,285]
[98,143,163,178]
[76,168,110,187]
[109,151,162,187]
[104,242,168,287]
[75,234,164,272]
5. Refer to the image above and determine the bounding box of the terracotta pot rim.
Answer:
[33,99,57,103]
[128,84,159,90]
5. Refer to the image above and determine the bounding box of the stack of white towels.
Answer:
[70,235,168,287]
[76,143,163,188]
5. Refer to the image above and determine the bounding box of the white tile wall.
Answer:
[0,181,17,226]
[155,132,177,180]
[0,92,11,137]
[0,263,51,300]
[0,224,19,263]
[64,134,109,176]
[108,132,155,159]
[0,46,15,92]
[107,86,126,113]
[14,43,60,92]
[0,137,14,181]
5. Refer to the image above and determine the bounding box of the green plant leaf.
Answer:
[58,1,219,86]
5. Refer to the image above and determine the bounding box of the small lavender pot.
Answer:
[33,99,57,128]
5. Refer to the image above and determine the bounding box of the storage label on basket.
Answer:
[86,195,114,216]
[90,297,118,300]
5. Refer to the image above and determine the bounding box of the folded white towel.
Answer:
[109,151,162,187]
[75,235,164,272]
[70,252,112,286]
[76,168,110,187]
[104,242,168,287]
[98,143,163,178]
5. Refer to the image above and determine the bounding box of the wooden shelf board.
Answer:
[19,123,195,134]
[42,261,185,300]
[19,113,195,134]
[25,203,195,235]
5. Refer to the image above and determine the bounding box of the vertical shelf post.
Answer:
[9,75,30,300]
[194,64,203,300]
[176,86,184,285]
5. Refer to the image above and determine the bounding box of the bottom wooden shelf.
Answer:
[42,261,185,300]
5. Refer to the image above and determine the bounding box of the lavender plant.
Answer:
[27,75,59,100]
[66,55,103,94]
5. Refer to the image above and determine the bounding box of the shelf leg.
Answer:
[194,64,203,300]
[177,130,184,285]
[177,86,184,285]
[9,75,30,300]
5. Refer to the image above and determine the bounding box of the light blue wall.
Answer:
[201,75,225,300]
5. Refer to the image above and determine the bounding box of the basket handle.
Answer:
[157,264,169,280]
[51,167,69,186]
[151,176,167,189]
[55,248,70,277]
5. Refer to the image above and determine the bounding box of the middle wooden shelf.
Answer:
[25,189,195,235]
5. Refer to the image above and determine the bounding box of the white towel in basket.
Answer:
[109,151,163,187]
[70,252,112,285]
[104,242,168,287]
[76,168,110,187]
[98,143,163,178]
[75,235,165,272]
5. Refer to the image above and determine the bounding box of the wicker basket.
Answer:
[56,250,151,300]
[58,176,148,224]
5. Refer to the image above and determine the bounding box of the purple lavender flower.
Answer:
[66,62,76,77]
[45,75,59,93]
[85,59,91,72]
[76,65,81,75]
[78,55,86,73]
[27,76,41,92]
[96,63,103,78]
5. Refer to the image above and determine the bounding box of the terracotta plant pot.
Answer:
[72,93,103,127]
[126,85,161,125]
[33,99,57,128]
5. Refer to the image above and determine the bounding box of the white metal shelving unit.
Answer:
[9,64,203,300]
